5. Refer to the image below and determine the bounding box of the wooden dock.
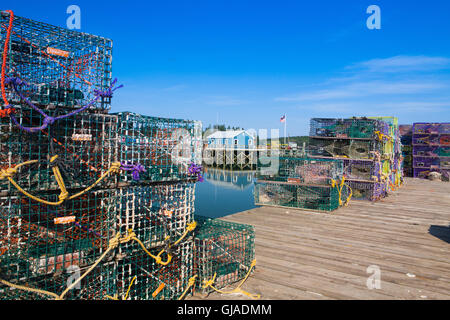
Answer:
[192,178,450,300]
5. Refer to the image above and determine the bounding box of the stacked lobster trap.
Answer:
[412,123,450,180]
[399,125,413,177]
[0,11,252,301]
[254,156,351,211]
[307,117,402,201]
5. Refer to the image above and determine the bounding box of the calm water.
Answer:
[194,168,257,218]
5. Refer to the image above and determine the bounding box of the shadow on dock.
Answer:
[428,225,450,244]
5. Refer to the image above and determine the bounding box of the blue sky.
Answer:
[6,0,450,136]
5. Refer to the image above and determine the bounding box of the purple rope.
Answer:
[120,162,146,181]
[188,162,204,182]
[6,77,123,133]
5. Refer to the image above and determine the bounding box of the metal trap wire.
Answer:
[117,183,196,254]
[115,112,203,183]
[0,11,112,110]
[193,215,255,295]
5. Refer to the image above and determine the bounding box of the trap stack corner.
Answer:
[192,215,255,295]
[412,123,450,180]
[254,156,349,211]
[307,117,402,201]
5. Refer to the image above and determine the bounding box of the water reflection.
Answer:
[194,168,256,218]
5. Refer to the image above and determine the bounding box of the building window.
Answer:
[234,139,238,145]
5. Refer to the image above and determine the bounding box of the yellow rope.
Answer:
[0,157,121,206]
[105,276,137,300]
[178,275,198,300]
[0,278,60,300]
[202,259,260,300]
[331,177,352,207]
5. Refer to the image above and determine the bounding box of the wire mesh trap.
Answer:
[115,112,203,183]
[256,156,343,185]
[0,11,112,110]
[310,118,388,139]
[117,183,196,254]
[0,189,117,299]
[254,180,350,211]
[116,240,193,300]
[0,111,119,193]
[193,215,255,295]
[345,180,386,201]
[307,137,381,159]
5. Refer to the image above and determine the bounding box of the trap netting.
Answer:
[413,123,450,135]
[310,118,389,139]
[307,137,382,159]
[254,180,351,211]
[342,159,384,182]
[256,156,343,185]
[0,11,112,110]
[0,189,117,300]
[116,239,193,300]
[117,183,196,254]
[193,215,255,294]
[0,111,119,193]
[345,180,386,201]
[115,112,203,183]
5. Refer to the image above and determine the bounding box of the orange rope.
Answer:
[1,10,14,116]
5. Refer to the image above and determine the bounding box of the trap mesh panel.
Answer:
[346,180,386,201]
[307,137,381,159]
[0,11,112,109]
[254,181,345,212]
[343,159,382,181]
[257,156,343,185]
[117,183,195,254]
[193,215,255,294]
[413,123,450,134]
[309,118,387,139]
[116,240,193,300]
[0,190,117,300]
[115,112,202,183]
[0,111,119,193]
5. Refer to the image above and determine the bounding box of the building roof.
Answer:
[207,130,255,139]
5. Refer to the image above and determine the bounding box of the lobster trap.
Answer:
[254,180,350,212]
[309,118,389,139]
[0,11,113,110]
[115,112,202,183]
[307,137,381,159]
[345,180,386,201]
[0,111,119,193]
[342,159,383,182]
[256,156,343,185]
[413,123,450,135]
[117,183,196,254]
[0,189,117,299]
[116,240,193,300]
[193,215,255,294]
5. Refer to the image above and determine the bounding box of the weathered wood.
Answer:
[192,178,450,300]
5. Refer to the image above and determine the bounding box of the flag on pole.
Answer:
[280,114,286,123]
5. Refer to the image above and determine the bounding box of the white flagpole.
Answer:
[284,115,287,145]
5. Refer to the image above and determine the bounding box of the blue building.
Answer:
[206,130,256,149]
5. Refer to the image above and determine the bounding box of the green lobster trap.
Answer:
[0,11,112,110]
[115,239,193,300]
[117,183,196,255]
[0,111,119,193]
[256,156,343,185]
[0,189,117,300]
[307,137,382,159]
[115,112,202,183]
[310,118,389,139]
[254,180,351,212]
[193,215,255,295]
